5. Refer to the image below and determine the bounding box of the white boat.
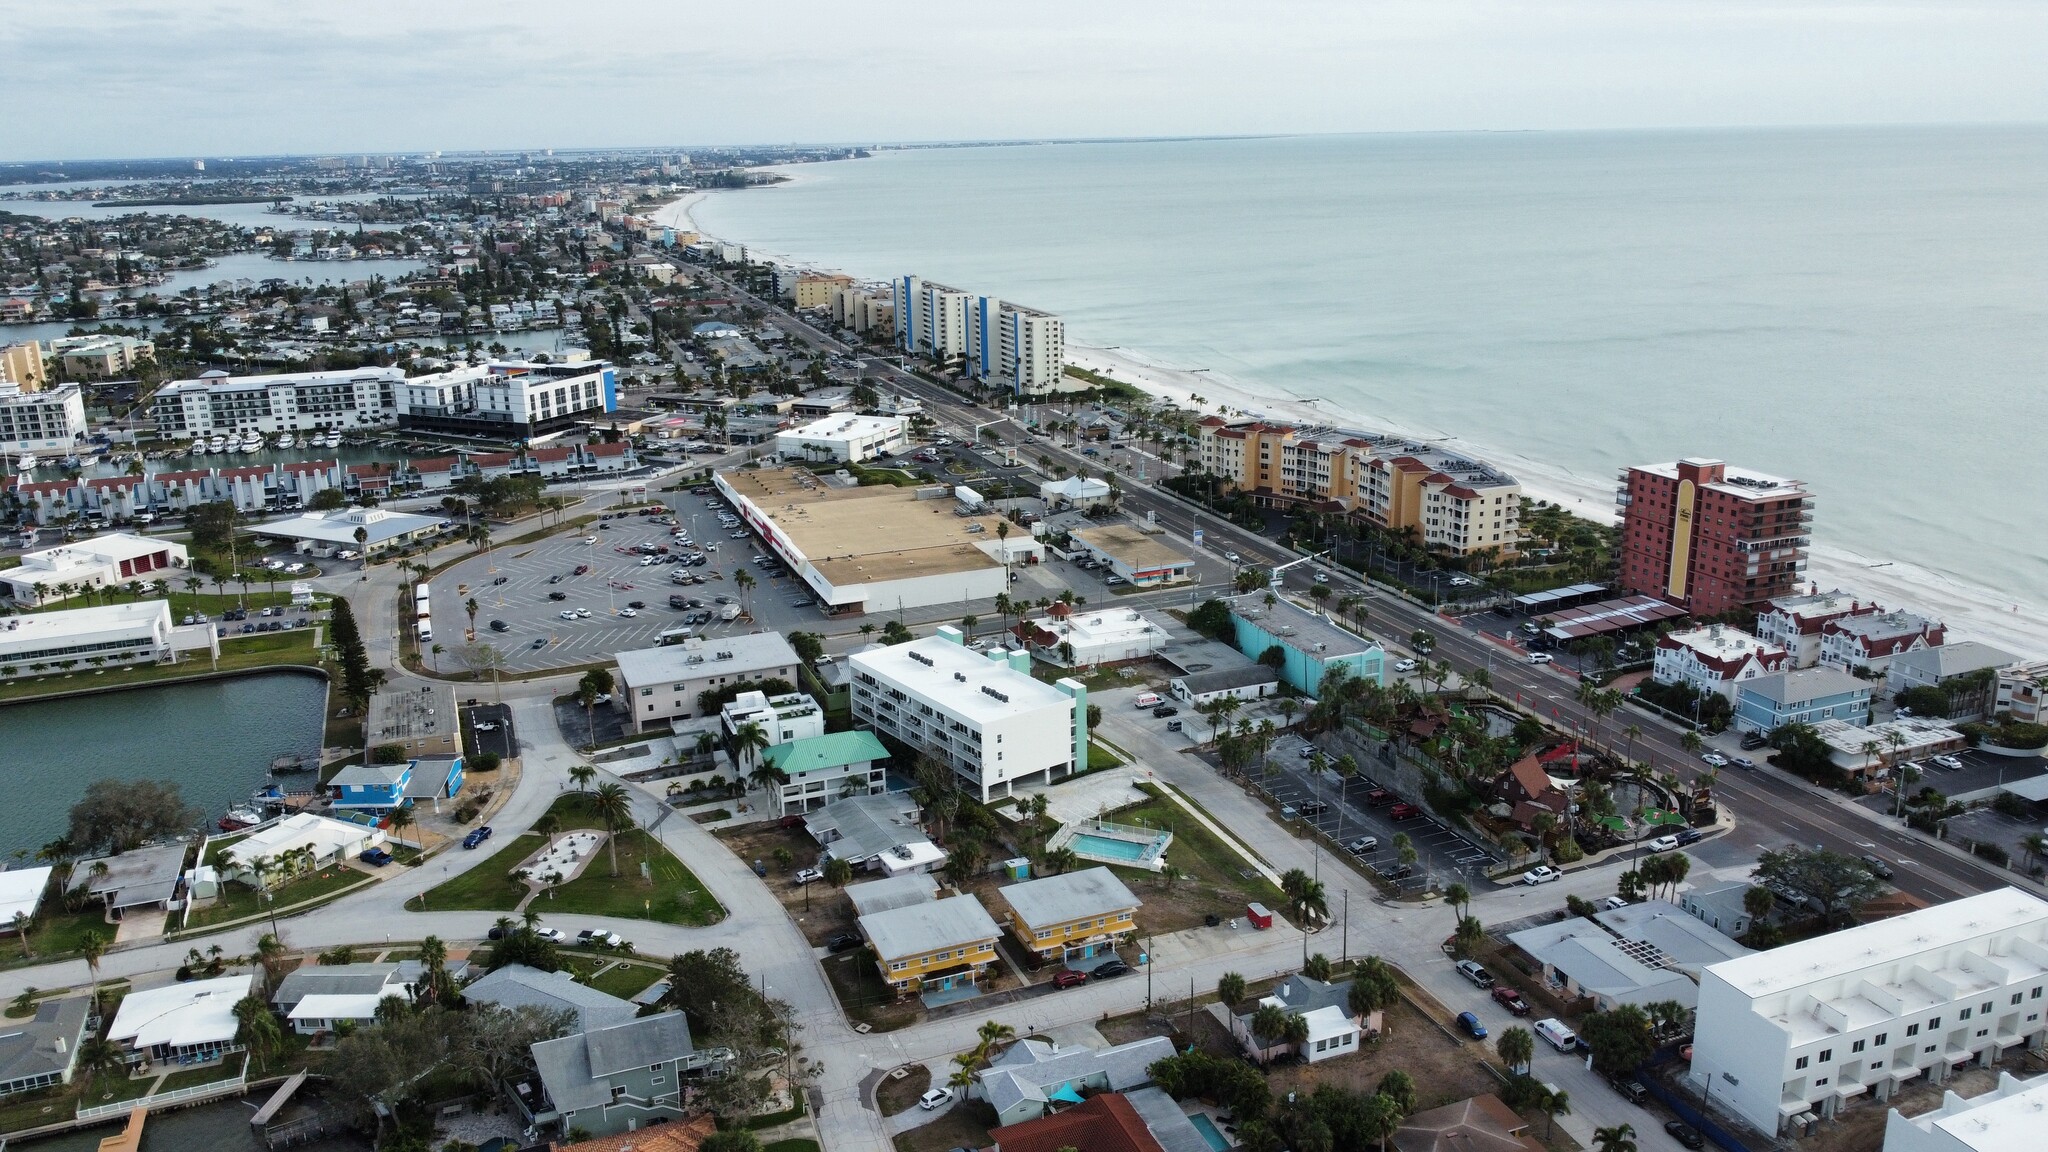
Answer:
[15,453,36,472]
[274,433,294,450]
[207,435,227,452]
[238,433,262,453]
[322,431,342,448]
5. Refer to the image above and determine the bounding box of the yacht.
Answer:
[321,430,342,448]
[14,453,36,472]
[274,433,295,450]
[237,432,263,453]
[207,434,227,453]
[218,805,267,831]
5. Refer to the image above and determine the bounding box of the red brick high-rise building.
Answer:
[1616,458,1812,617]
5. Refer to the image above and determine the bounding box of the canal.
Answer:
[0,672,328,854]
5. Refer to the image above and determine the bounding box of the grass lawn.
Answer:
[17,906,119,964]
[559,954,665,1000]
[203,833,249,868]
[1104,788,1286,933]
[156,1052,246,1093]
[548,828,722,926]
[1087,740,1124,770]
[184,867,367,930]
[892,1100,998,1152]
[0,628,322,703]
[0,1086,72,1132]
[415,833,542,912]
[820,950,919,1033]
[168,590,301,617]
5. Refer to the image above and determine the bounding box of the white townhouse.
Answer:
[848,630,1088,803]
[1692,888,2048,1137]
[1652,625,1789,701]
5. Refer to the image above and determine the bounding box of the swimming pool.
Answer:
[1188,1113,1231,1151]
[1070,833,1148,862]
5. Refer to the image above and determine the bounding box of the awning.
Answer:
[1886,1066,1922,1084]
[1832,1083,1868,1100]
[1050,1083,1085,1105]
[2000,775,2048,802]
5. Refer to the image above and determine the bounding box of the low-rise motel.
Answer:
[997,866,1141,966]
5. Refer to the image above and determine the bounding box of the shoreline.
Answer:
[662,188,2048,659]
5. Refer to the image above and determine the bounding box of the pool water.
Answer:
[1189,1113,1231,1151]
[1071,833,1147,862]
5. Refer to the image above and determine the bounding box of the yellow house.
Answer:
[856,894,1001,996]
[998,867,1141,964]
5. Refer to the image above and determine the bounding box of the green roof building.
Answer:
[760,730,891,815]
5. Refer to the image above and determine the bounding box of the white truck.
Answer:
[718,603,741,622]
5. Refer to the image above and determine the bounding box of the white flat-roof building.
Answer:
[0,382,86,456]
[0,867,51,932]
[0,600,215,675]
[1693,888,2048,1135]
[150,367,404,437]
[1,532,188,606]
[1813,717,1967,775]
[1017,608,1168,667]
[1039,476,1113,509]
[1883,1070,2048,1152]
[287,992,405,1036]
[1653,625,1789,701]
[1069,524,1192,587]
[258,507,443,557]
[108,974,253,1062]
[720,689,825,746]
[217,813,385,888]
[615,633,801,734]
[773,414,908,464]
[849,631,1087,802]
[396,359,616,437]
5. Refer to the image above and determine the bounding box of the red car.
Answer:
[1364,788,1395,807]
[1491,986,1531,1015]
[1051,969,1088,989]
[1389,803,1423,821]
[573,563,591,575]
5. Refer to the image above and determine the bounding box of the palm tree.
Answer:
[80,930,108,1004]
[1217,972,1246,1009]
[234,993,283,1071]
[386,803,415,846]
[1359,1091,1404,1152]
[1496,1026,1534,1074]
[1541,1089,1572,1139]
[537,812,562,850]
[590,782,634,877]
[733,721,771,784]
[1592,1124,1637,1152]
[569,764,596,794]
[1444,882,1471,921]
[75,1036,124,1096]
[464,596,480,639]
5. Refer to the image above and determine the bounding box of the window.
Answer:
[1977,1028,1990,1038]
[612,1086,628,1100]
[651,1077,665,1085]
[1908,1024,1920,1037]
[1851,1041,1865,1054]
[1819,1049,1832,1063]
[1930,1016,1942,1029]
[1815,1078,1829,1087]
[1982,1002,1994,1014]
[1875,1033,1888,1046]
[1959,1008,1972,1021]
[1795,1057,1809,1070]
[2034,987,2044,1000]
[2015,994,2025,1006]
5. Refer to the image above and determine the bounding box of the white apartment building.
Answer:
[396,359,616,437]
[150,368,404,437]
[897,277,971,364]
[1820,611,1948,676]
[1693,888,2048,1136]
[966,297,1067,396]
[1756,590,1881,669]
[1998,659,2048,726]
[614,633,801,734]
[720,689,825,746]
[773,414,908,464]
[0,600,216,674]
[0,383,86,455]
[1883,1070,2048,1152]
[830,285,895,335]
[0,532,188,606]
[1652,625,1789,701]
[48,335,152,380]
[848,631,1088,802]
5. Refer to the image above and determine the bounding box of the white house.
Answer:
[848,632,1087,803]
[1820,611,1947,676]
[108,974,253,1064]
[1038,475,1113,510]
[773,413,907,463]
[1228,973,1380,1065]
[217,813,385,888]
[1692,887,2048,1136]
[1016,608,1167,667]
[1755,590,1881,669]
[1653,625,1789,701]
[287,992,404,1035]
[759,731,890,815]
[0,867,51,931]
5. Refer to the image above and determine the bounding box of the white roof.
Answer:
[17,532,172,570]
[615,632,800,688]
[108,974,252,1049]
[0,601,168,660]
[1662,626,1785,661]
[0,867,51,925]
[1028,610,1165,649]
[777,414,905,442]
[1638,459,1805,499]
[1705,888,2048,999]
[1899,1071,2048,1152]
[1040,476,1112,500]
[848,637,1072,724]
[1811,717,1962,758]
[221,813,378,869]
[261,507,441,547]
[287,992,400,1022]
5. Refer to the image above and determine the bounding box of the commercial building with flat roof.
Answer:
[1618,457,1813,616]
[365,682,460,760]
[395,358,617,437]
[258,507,444,557]
[614,632,801,733]
[772,413,907,463]
[1692,888,2048,1135]
[1812,717,1965,775]
[715,466,1038,614]
[849,631,1086,803]
[1224,593,1384,696]
[0,600,215,675]
[1016,607,1169,668]
[1,532,188,606]
[1069,525,1192,587]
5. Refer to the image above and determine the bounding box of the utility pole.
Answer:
[1342,889,1349,963]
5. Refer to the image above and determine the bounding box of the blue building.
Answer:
[328,754,464,816]
[1733,667,1872,735]
[1224,594,1385,697]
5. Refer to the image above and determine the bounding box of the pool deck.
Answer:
[1049,820,1174,871]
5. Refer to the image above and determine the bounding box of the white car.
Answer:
[581,536,598,545]
[1521,866,1561,886]
[1394,659,1418,673]
[1701,752,1729,767]
[535,928,565,943]
[1526,652,1553,665]
[1449,576,1475,587]
[1645,835,1681,853]
[473,721,498,732]
[559,610,577,620]
[917,1088,952,1111]
[575,608,592,618]
[1933,755,1965,771]
[1224,551,1241,564]
[640,557,655,566]
[618,608,638,617]
[265,559,287,571]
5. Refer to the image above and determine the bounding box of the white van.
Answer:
[1533,1018,1578,1053]
[1133,692,1164,709]
[417,618,433,642]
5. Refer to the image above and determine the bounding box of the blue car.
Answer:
[1456,1011,1488,1039]
[359,848,393,866]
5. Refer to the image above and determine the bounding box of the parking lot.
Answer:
[462,702,516,761]
[1254,732,1505,890]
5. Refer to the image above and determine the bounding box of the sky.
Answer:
[5,0,2048,159]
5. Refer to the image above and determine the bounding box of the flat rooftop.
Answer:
[1224,593,1380,658]
[1705,887,2048,999]
[1638,459,1807,500]
[615,632,799,687]
[849,636,1072,723]
[718,467,1001,586]
[780,414,903,441]
[0,600,166,653]
[1071,525,1191,573]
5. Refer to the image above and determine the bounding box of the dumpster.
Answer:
[1246,902,1274,930]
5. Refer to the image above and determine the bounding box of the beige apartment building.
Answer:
[1193,416,1520,558]
[830,285,896,334]
[0,342,48,391]
[790,273,853,310]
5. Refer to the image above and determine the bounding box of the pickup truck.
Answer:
[577,929,626,949]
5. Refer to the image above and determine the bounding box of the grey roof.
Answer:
[1173,665,1282,696]
[846,873,939,919]
[1593,899,1754,972]
[1737,666,1870,705]
[999,867,1140,930]
[1224,593,1382,659]
[858,894,1000,961]
[806,792,928,864]
[1507,920,1697,1007]
[1127,1086,1215,1152]
[978,1036,1175,1117]
[614,632,799,690]
[271,959,467,1010]
[1233,973,1354,1026]
[0,996,89,1089]
[330,761,410,787]
[1890,641,2020,680]
[462,964,637,1032]
[533,1011,695,1114]
[403,755,462,799]
[76,842,187,910]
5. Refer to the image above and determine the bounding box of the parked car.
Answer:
[1526,652,1553,664]
[917,1089,952,1111]
[1381,864,1414,882]
[1389,803,1423,821]
[1645,835,1681,853]
[1674,828,1704,847]
[1090,958,1132,980]
[1051,969,1089,989]
[359,848,393,866]
[1299,744,1319,759]
[1610,1076,1649,1105]
[1600,896,1630,911]
[1455,1011,1488,1039]
[1298,800,1328,817]
[1346,836,1379,854]
[1364,788,1396,808]
[578,929,625,948]
[1663,1121,1705,1150]
[1152,704,1179,718]
[1455,960,1495,988]
[530,638,548,649]
[1739,730,1771,750]
[825,932,862,954]
[794,867,825,885]
[1521,865,1561,885]
[489,619,509,632]
[1933,754,1965,770]
[1491,986,1530,1015]
[548,591,568,601]
[1394,659,1418,673]
[535,928,565,943]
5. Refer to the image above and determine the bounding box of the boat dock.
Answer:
[95,1109,146,1152]
[248,1070,307,1127]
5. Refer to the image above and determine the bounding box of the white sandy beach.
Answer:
[670,190,2048,658]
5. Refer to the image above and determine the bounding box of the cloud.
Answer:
[3,0,2045,158]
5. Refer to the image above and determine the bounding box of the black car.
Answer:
[1663,1121,1705,1150]
[627,600,646,610]
[1739,730,1770,750]
[1382,864,1414,882]
[548,574,563,584]
[487,925,506,941]
[1674,828,1704,846]
[489,619,509,632]
[548,591,568,601]
[492,575,508,585]
[530,638,548,649]
[1151,704,1179,718]
[1609,1076,1648,1105]
[825,932,862,954]
[1298,800,1328,817]
[1090,959,1132,980]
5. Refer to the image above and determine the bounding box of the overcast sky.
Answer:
[6,1,2047,159]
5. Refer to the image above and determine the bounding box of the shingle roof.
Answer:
[330,761,410,787]
[0,997,88,1088]
[462,964,636,1032]
[979,1036,1176,1117]
[999,867,1140,930]
[1394,1094,1543,1152]
[989,1093,1162,1152]
[1173,665,1281,696]
[1890,640,2019,680]
[1737,666,1869,705]
[845,873,939,919]
[271,962,406,1009]
[533,1011,695,1113]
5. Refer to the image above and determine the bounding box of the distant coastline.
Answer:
[90,194,288,208]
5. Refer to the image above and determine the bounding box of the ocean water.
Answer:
[688,128,2048,644]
